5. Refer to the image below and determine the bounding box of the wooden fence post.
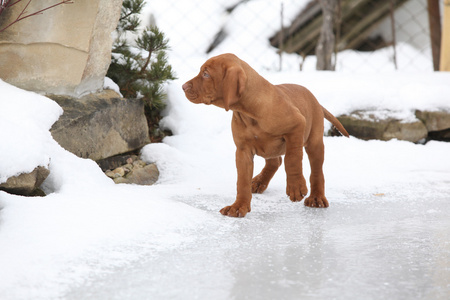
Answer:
[316,0,339,70]
[428,0,442,71]
[441,0,450,71]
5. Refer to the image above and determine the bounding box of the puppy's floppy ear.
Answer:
[223,66,247,111]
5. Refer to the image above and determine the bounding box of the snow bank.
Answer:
[0,79,227,299]
[0,80,63,184]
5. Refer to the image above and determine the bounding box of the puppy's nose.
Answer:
[182,82,191,91]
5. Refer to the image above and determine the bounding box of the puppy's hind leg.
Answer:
[252,157,282,194]
[304,138,329,208]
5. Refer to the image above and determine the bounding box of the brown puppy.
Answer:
[182,53,348,217]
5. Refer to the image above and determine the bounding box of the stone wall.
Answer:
[0,0,123,97]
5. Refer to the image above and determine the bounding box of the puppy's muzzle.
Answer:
[182,82,192,91]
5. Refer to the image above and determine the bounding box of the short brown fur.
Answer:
[182,54,349,217]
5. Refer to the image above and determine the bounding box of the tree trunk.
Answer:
[316,0,338,70]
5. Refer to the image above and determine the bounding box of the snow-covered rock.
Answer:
[335,109,450,143]
[0,166,50,196]
[0,80,62,185]
[415,110,450,132]
[49,90,150,161]
[334,110,428,142]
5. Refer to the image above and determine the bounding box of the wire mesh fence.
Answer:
[146,0,439,73]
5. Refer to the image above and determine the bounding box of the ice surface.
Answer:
[61,193,450,300]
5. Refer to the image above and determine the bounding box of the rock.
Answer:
[106,167,126,179]
[0,166,50,196]
[49,90,150,161]
[97,154,140,172]
[335,110,428,143]
[417,110,450,142]
[415,110,450,132]
[383,120,428,142]
[112,167,126,177]
[428,129,450,142]
[103,155,159,186]
[122,164,133,172]
[113,164,159,185]
[0,0,123,97]
[133,160,147,168]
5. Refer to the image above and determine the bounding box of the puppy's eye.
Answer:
[203,72,210,78]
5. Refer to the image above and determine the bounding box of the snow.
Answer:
[0,81,63,184]
[103,77,123,97]
[1,0,450,298]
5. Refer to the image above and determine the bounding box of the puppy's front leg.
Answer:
[284,132,308,202]
[220,148,254,217]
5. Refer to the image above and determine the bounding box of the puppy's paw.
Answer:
[286,178,308,202]
[251,175,268,194]
[304,195,329,208]
[220,204,250,218]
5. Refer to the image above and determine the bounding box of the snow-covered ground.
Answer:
[1,0,450,299]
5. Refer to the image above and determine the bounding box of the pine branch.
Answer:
[0,0,73,33]
[108,0,176,141]
[139,49,152,76]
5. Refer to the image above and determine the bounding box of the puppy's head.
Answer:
[182,53,247,111]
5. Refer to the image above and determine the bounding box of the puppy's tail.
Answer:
[322,106,349,137]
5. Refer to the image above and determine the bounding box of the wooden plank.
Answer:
[273,0,408,56]
[339,0,408,50]
[340,1,393,49]
[283,15,323,54]
[272,0,369,54]
[269,1,320,48]
[287,1,322,36]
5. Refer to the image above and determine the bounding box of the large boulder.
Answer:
[334,110,428,143]
[415,110,450,142]
[0,166,50,196]
[415,110,450,131]
[0,0,122,97]
[49,90,150,161]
